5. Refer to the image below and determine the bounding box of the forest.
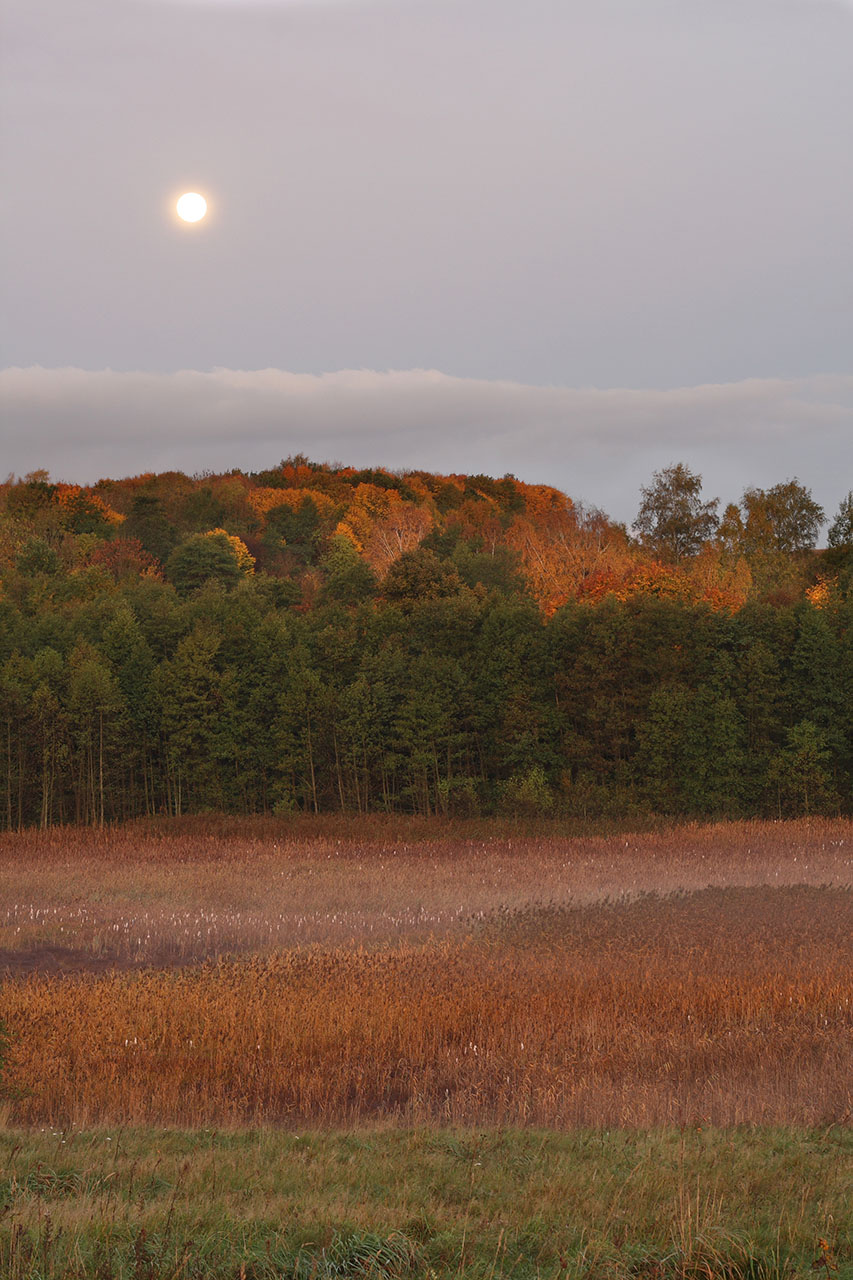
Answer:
[1,459,851,827]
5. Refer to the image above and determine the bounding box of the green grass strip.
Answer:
[1,1126,850,1278]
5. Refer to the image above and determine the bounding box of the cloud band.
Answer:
[2,366,850,524]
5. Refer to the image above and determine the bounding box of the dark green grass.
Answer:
[1,1126,850,1278]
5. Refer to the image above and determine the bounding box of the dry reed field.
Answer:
[0,816,849,966]
[1,818,851,1130]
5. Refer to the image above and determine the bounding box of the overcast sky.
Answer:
[2,0,851,524]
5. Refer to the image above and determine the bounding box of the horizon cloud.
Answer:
[2,366,851,528]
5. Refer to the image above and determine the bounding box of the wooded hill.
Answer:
[1,460,851,826]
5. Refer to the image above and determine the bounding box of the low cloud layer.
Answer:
[2,366,850,527]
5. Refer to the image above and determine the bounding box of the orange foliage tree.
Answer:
[90,538,163,583]
[363,501,433,575]
[508,501,632,615]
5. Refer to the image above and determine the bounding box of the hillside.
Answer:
[0,461,850,826]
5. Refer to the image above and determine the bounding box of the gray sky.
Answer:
[2,0,851,524]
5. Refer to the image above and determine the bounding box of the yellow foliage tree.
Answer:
[205,529,255,574]
[805,575,834,610]
[335,484,394,553]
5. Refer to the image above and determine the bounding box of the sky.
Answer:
[2,0,851,526]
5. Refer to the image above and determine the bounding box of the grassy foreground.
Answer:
[1,1126,850,1279]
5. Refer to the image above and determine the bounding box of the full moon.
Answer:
[176,192,207,223]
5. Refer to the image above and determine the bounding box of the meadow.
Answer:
[2,1127,850,1279]
[1,817,851,1277]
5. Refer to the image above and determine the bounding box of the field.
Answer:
[1,817,851,1277]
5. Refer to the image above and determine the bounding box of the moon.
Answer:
[176,192,208,223]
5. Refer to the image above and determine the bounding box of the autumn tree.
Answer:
[4,472,58,531]
[634,464,719,563]
[363,501,432,575]
[720,480,824,557]
[91,537,161,583]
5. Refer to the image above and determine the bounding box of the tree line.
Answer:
[1,462,850,827]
